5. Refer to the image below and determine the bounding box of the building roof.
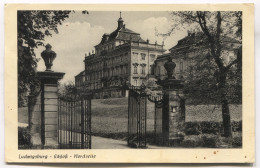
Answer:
[155,53,171,61]
[169,32,241,52]
[96,17,146,46]
[75,70,85,78]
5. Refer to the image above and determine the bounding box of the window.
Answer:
[157,66,160,75]
[150,54,155,61]
[125,52,128,61]
[150,65,154,75]
[120,66,123,74]
[134,79,138,86]
[134,66,138,74]
[126,65,128,74]
[141,66,145,74]
[141,53,146,60]
[141,79,145,84]
[111,68,114,76]
[180,62,183,72]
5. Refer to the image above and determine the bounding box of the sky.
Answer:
[34,11,188,84]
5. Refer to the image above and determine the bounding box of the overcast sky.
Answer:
[35,11,188,84]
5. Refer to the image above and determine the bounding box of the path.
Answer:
[18,122,170,149]
[92,136,129,149]
[92,136,171,149]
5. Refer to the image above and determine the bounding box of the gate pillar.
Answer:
[158,57,185,146]
[30,44,64,148]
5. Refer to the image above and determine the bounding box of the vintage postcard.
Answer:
[5,4,254,163]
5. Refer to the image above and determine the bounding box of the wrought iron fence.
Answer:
[58,95,91,149]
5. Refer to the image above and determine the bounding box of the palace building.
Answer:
[154,32,242,80]
[76,14,166,98]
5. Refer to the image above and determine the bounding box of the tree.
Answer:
[166,11,242,137]
[18,10,88,106]
[58,81,77,98]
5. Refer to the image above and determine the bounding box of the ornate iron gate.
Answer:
[147,94,163,145]
[128,85,147,148]
[58,95,91,149]
[127,83,165,148]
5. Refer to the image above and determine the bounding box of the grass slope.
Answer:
[18,97,242,138]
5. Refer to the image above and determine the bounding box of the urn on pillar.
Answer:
[164,57,176,79]
[41,44,56,71]
[158,57,185,146]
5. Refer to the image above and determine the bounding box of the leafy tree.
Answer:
[18,10,72,106]
[58,81,77,98]
[165,11,242,137]
[18,10,88,106]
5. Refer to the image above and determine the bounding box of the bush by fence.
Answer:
[18,126,31,149]
[183,121,242,135]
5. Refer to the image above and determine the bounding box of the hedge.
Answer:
[183,121,242,135]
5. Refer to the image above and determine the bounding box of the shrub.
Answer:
[232,135,242,148]
[183,121,242,136]
[103,95,109,99]
[232,121,242,132]
[201,121,221,134]
[201,134,220,148]
[18,126,31,149]
[184,122,201,135]
[180,135,203,148]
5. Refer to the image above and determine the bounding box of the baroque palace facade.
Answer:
[75,15,165,98]
[154,32,242,80]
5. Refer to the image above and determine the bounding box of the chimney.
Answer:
[147,39,150,44]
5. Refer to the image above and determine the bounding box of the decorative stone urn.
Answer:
[164,57,176,79]
[41,44,57,71]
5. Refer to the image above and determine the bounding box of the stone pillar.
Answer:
[37,72,64,148]
[29,44,65,148]
[159,57,185,146]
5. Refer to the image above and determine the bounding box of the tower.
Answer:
[117,11,124,29]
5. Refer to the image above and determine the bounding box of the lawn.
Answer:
[19,97,242,131]
[90,97,241,133]
[18,97,242,147]
[90,97,242,148]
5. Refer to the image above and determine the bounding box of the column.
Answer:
[158,57,185,146]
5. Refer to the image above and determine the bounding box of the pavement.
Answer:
[92,136,171,149]
[92,136,130,149]
[19,122,169,149]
